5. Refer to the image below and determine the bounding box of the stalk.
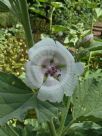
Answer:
[19,0,34,48]
[58,97,71,136]
[48,119,57,136]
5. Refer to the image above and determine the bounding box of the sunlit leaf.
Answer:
[51,2,63,8]
[29,7,46,16]
[95,8,102,18]
[88,40,102,51]
[52,25,66,32]
[38,0,48,2]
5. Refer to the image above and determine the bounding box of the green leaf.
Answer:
[65,122,102,136]
[38,0,48,2]
[88,40,102,51]
[0,125,37,136]
[72,78,102,120]
[90,50,102,56]
[0,125,19,136]
[0,72,57,125]
[95,8,102,18]
[52,25,66,33]
[21,125,37,136]
[51,2,63,8]
[29,7,46,17]
[85,69,102,79]
[0,1,9,12]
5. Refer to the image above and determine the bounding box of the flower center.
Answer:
[46,65,57,75]
[44,61,61,79]
[41,57,66,82]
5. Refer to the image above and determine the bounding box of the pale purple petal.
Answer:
[55,41,74,62]
[58,67,67,81]
[26,61,44,88]
[31,52,54,66]
[37,76,64,102]
[28,38,56,60]
[73,62,84,75]
[62,74,78,96]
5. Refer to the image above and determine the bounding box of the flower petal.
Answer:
[55,41,74,62]
[37,76,64,102]
[26,61,44,88]
[58,67,67,81]
[25,38,84,102]
[73,62,84,75]
[31,52,54,66]
[28,38,56,60]
[62,74,78,96]
[60,62,83,96]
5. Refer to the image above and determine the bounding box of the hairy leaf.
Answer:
[0,125,36,136]
[73,78,102,120]
[0,125,19,136]
[0,72,57,125]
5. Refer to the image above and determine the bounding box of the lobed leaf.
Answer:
[0,72,57,125]
[72,78,102,121]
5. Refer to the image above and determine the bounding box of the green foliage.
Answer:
[0,125,19,136]
[0,26,27,76]
[0,0,34,48]
[65,122,102,136]
[0,125,37,136]
[76,38,102,70]
[0,72,58,124]
[73,78,102,121]
[0,12,17,27]
[88,40,102,51]
[27,0,102,45]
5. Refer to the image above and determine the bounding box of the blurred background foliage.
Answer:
[0,24,27,76]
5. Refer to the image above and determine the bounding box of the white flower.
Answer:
[25,38,84,102]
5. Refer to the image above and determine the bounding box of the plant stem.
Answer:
[49,7,55,32]
[87,51,92,71]
[58,97,71,136]
[48,119,57,136]
[8,125,19,136]
[7,0,34,48]
[20,0,34,48]
[62,119,75,136]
